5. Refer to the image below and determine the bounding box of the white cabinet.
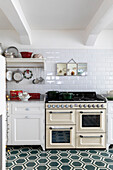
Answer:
[7,101,45,150]
[107,101,113,150]
[108,114,113,142]
[11,114,43,145]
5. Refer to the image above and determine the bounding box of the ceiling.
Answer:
[19,0,103,30]
[0,0,103,30]
[0,9,14,30]
[0,0,113,45]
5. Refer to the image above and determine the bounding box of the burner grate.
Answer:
[46,91,106,103]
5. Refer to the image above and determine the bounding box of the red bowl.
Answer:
[29,93,40,100]
[20,52,32,58]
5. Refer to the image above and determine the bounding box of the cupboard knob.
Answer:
[25,108,29,111]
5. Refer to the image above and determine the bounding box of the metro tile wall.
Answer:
[7,49,113,95]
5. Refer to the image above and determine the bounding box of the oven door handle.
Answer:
[49,127,73,130]
[49,111,73,114]
[80,135,103,138]
[79,111,103,114]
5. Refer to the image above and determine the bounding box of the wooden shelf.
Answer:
[6,58,46,69]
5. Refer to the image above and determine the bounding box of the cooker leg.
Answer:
[106,144,109,152]
[41,144,45,151]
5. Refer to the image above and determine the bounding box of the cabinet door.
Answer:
[11,114,44,145]
[108,114,113,144]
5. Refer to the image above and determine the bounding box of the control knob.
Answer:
[97,104,100,108]
[48,105,51,108]
[101,104,104,108]
[70,105,73,108]
[65,105,68,108]
[52,105,55,108]
[61,105,64,108]
[75,104,78,107]
[92,104,95,108]
[83,104,87,108]
[79,104,82,108]
[88,104,91,108]
[57,105,60,108]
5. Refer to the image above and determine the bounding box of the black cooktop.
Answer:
[46,91,106,103]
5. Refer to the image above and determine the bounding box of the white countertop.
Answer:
[7,95,45,103]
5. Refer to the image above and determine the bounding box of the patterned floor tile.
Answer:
[35,165,48,170]
[16,158,26,164]
[84,164,96,170]
[60,165,72,170]
[91,155,102,160]
[6,147,113,170]
[94,160,106,168]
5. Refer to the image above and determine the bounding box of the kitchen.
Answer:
[1,0,113,169]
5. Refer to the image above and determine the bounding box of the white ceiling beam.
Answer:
[85,0,113,46]
[0,0,32,45]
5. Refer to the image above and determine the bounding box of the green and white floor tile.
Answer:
[6,146,113,170]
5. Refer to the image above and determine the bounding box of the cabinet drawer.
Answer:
[76,133,105,148]
[46,109,75,124]
[12,103,44,115]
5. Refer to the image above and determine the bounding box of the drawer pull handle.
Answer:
[80,135,103,138]
[80,111,103,114]
[49,111,72,114]
[25,108,29,111]
[49,127,73,130]
[25,116,29,119]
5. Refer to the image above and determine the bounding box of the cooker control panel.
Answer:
[46,103,107,109]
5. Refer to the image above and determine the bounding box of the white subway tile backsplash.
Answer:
[7,49,113,94]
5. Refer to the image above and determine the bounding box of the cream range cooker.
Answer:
[46,91,107,149]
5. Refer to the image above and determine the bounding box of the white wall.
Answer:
[7,49,113,95]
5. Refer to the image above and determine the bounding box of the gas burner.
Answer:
[46,91,106,103]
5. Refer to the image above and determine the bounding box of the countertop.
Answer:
[7,95,45,102]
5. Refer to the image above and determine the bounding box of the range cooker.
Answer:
[46,91,107,149]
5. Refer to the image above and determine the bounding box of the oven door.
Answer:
[46,125,75,149]
[46,109,75,124]
[76,109,105,132]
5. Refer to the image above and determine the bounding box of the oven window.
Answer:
[52,131,70,143]
[82,115,100,127]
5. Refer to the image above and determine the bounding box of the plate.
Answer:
[5,46,19,58]
[7,71,13,81]
[13,69,23,83]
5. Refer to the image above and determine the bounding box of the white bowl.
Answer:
[18,94,31,101]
